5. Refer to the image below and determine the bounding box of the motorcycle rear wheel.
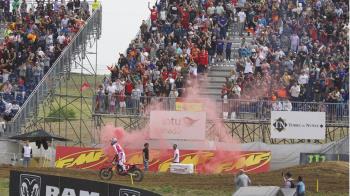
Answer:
[99,167,113,180]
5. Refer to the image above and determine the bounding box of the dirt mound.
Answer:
[0,161,348,195]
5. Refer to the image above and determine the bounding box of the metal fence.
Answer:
[4,8,102,136]
[92,94,349,126]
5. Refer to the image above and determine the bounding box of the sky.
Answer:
[93,0,157,75]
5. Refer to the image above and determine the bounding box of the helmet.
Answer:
[110,137,118,145]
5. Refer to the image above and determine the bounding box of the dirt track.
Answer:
[0,161,348,195]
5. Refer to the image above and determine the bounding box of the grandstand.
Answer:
[0,1,348,195]
[0,0,101,140]
[0,0,347,146]
[92,0,348,144]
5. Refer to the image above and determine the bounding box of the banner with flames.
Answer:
[55,146,271,174]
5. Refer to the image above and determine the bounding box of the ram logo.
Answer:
[20,174,41,196]
[119,188,141,196]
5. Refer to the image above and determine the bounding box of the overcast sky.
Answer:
[94,0,157,75]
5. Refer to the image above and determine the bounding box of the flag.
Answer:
[80,81,90,92]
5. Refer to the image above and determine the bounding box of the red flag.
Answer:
[80,81,90,92]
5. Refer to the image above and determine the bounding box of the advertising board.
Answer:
[271,111,326,139]
[149,111,206,140]
[56,146,271,174]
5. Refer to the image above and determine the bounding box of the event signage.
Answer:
[299,153,349,165]
[9,170,159,196]
[175,102,203,112]
[271,111,326,139]
[56,146,271,174]
[149,111,206,140]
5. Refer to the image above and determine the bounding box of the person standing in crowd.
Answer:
[173,144,179,163]
[237,8,246,36]
[296,176,306,196]
[282,172,295,188]
[143,143,149,171]
[91,0,100,11]
[22,140,32,167]
[235,169,251,190]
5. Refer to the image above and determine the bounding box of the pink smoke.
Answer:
[100,78,241,173]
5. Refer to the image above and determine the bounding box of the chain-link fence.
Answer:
[93,95,349,126]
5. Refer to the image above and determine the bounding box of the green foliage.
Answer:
[46,107,76,122]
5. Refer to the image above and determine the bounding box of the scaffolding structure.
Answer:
[4,8,102,147]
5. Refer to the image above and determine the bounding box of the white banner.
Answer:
[271,111,325,139]
[150,111,206,140]
[170,163,194,174]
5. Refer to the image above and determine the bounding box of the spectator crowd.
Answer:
[222,0,348,105]
[96,0,236,113]
[0,0,90,121]
[96,0,348,119]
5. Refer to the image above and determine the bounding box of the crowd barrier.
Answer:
[92,95,349,125]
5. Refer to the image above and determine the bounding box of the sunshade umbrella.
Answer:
[10,129,70,167]
[9,129,70,142]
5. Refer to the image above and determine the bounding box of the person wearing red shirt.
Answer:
[198,48,209,73]
[161,69,168,81]
[181,9,190,29]
[148,2,158,22]
[125,79,133,96]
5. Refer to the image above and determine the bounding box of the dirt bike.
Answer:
[99,155,144,182]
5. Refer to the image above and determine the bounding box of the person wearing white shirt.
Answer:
[215,2,225,15]
[298,72,309,85]
[22,141,32,167]
[57,33,66,45]
[244,59,253,74]
[281,99,292,111]
[207,5,215,16]
[173,144,180,163]
[232,83,241,98]
[237,10,246,36]
[290,83,300,101]
[160,10,167,21]
[272,101,282,111]
[107,82,116,95]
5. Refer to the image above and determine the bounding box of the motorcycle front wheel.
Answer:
[130,168,144,182]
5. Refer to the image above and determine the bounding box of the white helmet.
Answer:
[110,138,118,145]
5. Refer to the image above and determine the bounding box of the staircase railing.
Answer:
[4,8,102,137]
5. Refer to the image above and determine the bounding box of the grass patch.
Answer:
[46,107,77,122]
[0,178,9,196]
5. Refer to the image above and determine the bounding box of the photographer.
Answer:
[282,172,295,188]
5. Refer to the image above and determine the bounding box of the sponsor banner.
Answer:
[175,102,203,112]
[55,146,109,169]
[149,111,206,140]
[10,170,159,196]
[299,153,349,165]
[271,111,325,139]
[56,146,271,174]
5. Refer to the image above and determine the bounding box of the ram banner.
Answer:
[271,111,326,139]
[55,146,271,174]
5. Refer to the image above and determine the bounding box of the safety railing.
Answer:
[92,95,349,126]
[4,8,102,136]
